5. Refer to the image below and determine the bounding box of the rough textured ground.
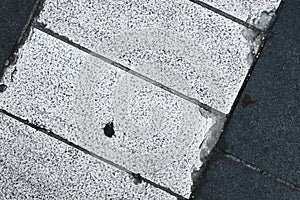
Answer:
[0,0,35,78]
[1,0,295,199]
[193,1,300,199]
[0,113,175,200]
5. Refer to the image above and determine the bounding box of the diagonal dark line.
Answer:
[219,149,300,192]
[32,21,225,117]
[0,108,187,200]
[212,0,300,193]
[0,108,131,173]
[223,0,285,120]
[190,2,290,198]
[189,0,263,33]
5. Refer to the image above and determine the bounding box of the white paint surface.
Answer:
[199,0,281,26]
[0,113,176,200]
[38,0,259,114]
[0,29,216,198]
[0,0,282,198]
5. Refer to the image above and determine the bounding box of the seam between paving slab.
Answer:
[32,21,225,118]
[0,1,283,199]
[0,0,267,85]
[2,0,271,116]
[197,0,284,180]
[189,2,286,198]
[224,0,285,117]
[0,109,188,200]
[219,149,300,192]
[29,22,230,183]
[2,0,273,115]
[189,0,264,33]
[190,148,300,200]
[196,0,300,197]
[215,1,300,194]
[221,1,285,124]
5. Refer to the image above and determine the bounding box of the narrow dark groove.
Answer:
[0,0,45,81]
[109,60,224,117]
[33,21,225,117]
[190,2,288,198]
[210,0,285,162]
[223,0,285,123]
[136,174,188,200]
[32,22,92,54]
[0,108,130,173]
[189,0,263,33]
[219,149,300,192]
[0,108,185,199]
[212,0,285,147]
[213,1,300,193]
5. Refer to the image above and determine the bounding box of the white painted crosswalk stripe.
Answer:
[0,0,282,198]
[0,29,217,197]
[0,113,176,200]
[37,0,262,114]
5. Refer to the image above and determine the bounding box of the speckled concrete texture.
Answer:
[199,0,281,26]
[0,29,217,198]
[37,0,260,114]
[0,113,176,200]
[1,0,286,198]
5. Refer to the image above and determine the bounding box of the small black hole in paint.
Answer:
[0,84,7,92]
[132,173,142,185]
[104,122,115,138]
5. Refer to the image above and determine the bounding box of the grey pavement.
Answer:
[0,0,36,79]
[192,150,300,200]
[193,0,300,199]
